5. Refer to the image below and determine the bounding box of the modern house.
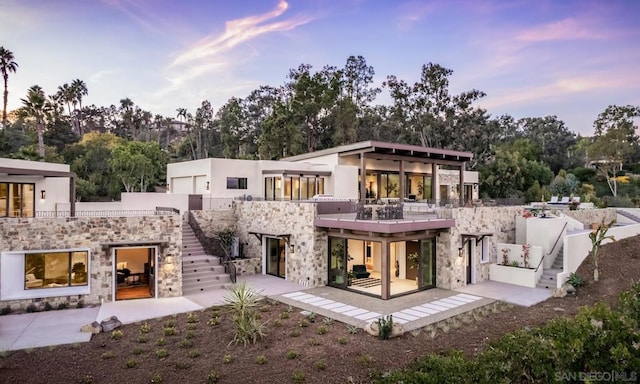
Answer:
[0,141,627,311]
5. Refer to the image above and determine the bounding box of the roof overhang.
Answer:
[261,170,332,176]
[314,217,455,234]
[461,232,493,247]
[0,166,76,178]
[248,229,291,244]
[100,240,169,251]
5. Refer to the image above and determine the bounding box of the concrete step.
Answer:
[183,257,222,267]
[182,281,229,295]
[183,273,230,284]
[182,265,226,277]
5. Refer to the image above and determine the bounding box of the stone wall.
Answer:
[437,206,524,289]
[230,258,261,276]
[0,215,182,311]
[564,208,617,227]
[234,201,326,286]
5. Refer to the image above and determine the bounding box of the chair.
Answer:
[352,265,370,279]
[549,196,559,204]
[25,273,43,288]
[117,268,130,284]
[559,196,570,204]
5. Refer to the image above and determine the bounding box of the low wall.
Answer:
[564,208,616,227]
[490,263,544,288]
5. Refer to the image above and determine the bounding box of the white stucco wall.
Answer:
[559,223,640,288]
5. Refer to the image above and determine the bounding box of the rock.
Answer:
[100,316,123,332]
[552,288,567,298]
[81,321,102,334]
[563,283,576,294]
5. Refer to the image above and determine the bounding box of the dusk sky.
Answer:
[2,0,639,136]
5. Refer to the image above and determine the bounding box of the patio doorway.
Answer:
[266,237,286,278]
[114,247,156,300]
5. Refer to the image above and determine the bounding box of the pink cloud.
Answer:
[516,17,607,42]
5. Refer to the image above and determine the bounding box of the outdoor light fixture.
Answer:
[458,247,463,257]
[40,190,46,200]
[289,244,295,253]
[206,181,210,191]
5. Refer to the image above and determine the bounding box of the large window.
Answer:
[24,251,88,289]
[0,182,35,217]
[264,176,324,200]
[226,177,248,189]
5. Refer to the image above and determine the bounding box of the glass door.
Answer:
[328,237,347,288]
[266,238,286,278]
[418,239,436,288]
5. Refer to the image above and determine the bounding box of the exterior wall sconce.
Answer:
[458,247,463,257]
[206,181,210,191]
[289,244,295,253]
[40,190,46,200]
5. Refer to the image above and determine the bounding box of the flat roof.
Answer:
[0,166,76,178]
[281,141,473,163]
[314,217,455,234]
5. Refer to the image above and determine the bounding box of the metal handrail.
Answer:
[225,259,237,284]
[535,222,568,272]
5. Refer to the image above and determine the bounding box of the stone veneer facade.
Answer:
[0,215,182,311]
[187,204,619,293]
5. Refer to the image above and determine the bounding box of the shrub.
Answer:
[139,322,151,334]
[163,327,177,336]
[155,349,169,359]
[111,330,124,340]
[0,306,12,315]
[207,372,220,384]
[224,282,266,346]
[185,330,196,339]
[186,312,199,323]
[289,329,301,337]
[43,302,52,311]
[619,281,640,322]
[338,337,348,345]
[156,338,166,346]
[377,315,393,340]
[286,350,298,359]
[315,359,327,370]
[222,354,232,364]
[56,302,68,310]
[316,325,328,335]
[298,319,309,328]
[279,312,290,320]
[291,371,305,383]
[567,272,584,287]
[255,355,267,364]
[101,351,116,360]
[346,325,359,334]
[137,335,148,344]
[322,317,334,326]
[25,304,37,313]
[308,337,321,346]
[188,349,200,358]
[132,347,144,355]
[126,359,138,368]
[180,339,192,349]
[165,319,176,328]
[374,350,476,383]
[207,317,220,326]
[305,312,316,322]
[150,373,162,383]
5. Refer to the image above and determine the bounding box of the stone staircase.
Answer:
[536,245,564,289]
[181,224,231,295]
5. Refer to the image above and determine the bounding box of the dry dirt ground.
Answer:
[0,237,639,384]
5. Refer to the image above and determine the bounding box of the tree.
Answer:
[110,141,167,192]
[71,79,88,135]
[589,220,615,282]
[518,116,576,173]
[588,105,640,197]
[0,46,18,129]
[384,62,486,150]
[19,85,49,160]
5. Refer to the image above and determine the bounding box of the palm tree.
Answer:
[71,79,88,135]
[20,85,49,160]
[1,47,18,129]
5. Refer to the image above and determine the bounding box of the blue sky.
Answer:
[2,0,639,136]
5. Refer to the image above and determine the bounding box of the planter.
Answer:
[489,263,543,288]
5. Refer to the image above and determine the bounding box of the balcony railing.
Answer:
[27,209,181,218]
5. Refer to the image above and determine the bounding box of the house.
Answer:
[0,141,622,312]
[0,158,182,311]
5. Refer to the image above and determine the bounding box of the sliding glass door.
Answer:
[266,238,286,278]
[328,238,347,288]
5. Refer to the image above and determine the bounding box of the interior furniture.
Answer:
[352,264,370,279]
[117,268,130,284]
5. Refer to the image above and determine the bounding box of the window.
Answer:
[226,177,247,189]
[24,251,88,289]
[0,182,35,217]
[481,237,489,263]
